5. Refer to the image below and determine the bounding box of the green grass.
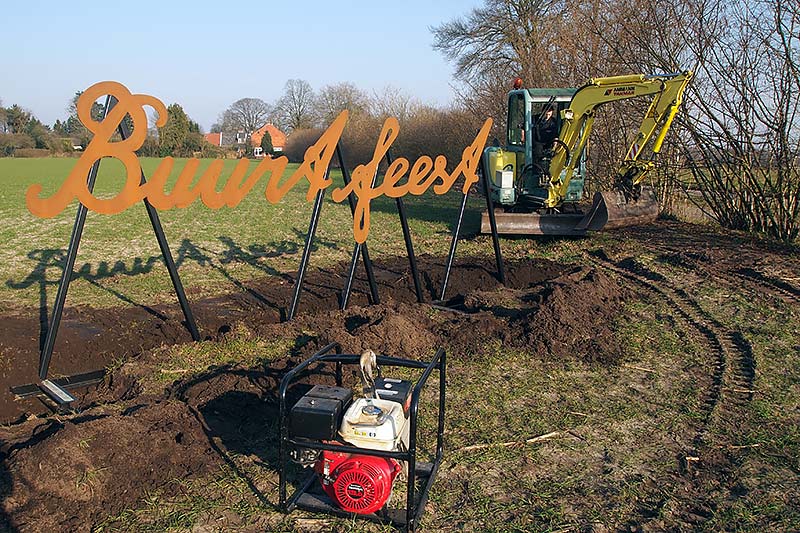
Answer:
[4,157,800,531]
[135,323,295,394]
[0,157,493,309]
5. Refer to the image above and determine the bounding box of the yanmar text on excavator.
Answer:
[481,71,693,236]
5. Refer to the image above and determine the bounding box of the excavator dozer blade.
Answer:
[480,187,659,236]
[575,186,659,231]
[480,211,589,236]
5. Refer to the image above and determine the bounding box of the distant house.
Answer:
[204,124,287,157]
[250,124,286,154]
[203,132,222,146]
[204,131,246,149]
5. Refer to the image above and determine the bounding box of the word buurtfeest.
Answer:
[26,81,492,243]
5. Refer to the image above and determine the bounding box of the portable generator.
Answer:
[278,343,446,532]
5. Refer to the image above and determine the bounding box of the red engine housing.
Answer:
[315,450,402,515]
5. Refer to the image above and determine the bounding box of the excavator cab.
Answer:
[489,89,585,208]
[483,88,591,235]
[481,71,692,236]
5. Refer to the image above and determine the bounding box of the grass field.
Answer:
[1,157,798,532]
[0,157,524,310]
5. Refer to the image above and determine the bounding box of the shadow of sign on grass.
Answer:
[6,232,341,346]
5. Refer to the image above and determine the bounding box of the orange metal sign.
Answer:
[26,82,492,243]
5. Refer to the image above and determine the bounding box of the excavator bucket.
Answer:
[575,186,659,231]
[480,186,659,236]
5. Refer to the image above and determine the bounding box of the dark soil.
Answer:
[0,254,569,423]
[0,220,797,532]
[0,252,622,531]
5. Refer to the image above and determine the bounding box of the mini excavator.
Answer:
[481,71,693,236]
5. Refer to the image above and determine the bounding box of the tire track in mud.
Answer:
[588,250,755,427]
[648,249,789,400]
[586,250,757,527]
[652,247,800,306]
[726,267,800,305]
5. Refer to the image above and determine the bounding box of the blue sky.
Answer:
[2,0,481,131]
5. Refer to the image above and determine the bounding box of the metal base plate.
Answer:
[39,379,77,405]
[11,369,106,405]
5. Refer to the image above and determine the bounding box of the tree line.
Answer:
[432,0,800,242]
[0,78,483,168]
[224,80,483,170]
[0,100,73,157]
[0,91,221,159]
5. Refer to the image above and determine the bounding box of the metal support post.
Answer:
[336,144,380,309]
[439,190,470,302]
[387,149,424,303]
[38,96,113,381]
[116,98,200,341]
[287,167,330,320]
[479,153,506,284]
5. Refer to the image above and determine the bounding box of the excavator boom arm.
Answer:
[546,71,693,207]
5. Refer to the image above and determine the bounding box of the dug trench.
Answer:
[0,221,797,531]
[0,253,627,530]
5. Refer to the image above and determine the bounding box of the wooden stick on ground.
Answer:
[623,364,657,374]
[456,431,562,453]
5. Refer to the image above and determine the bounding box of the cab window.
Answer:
[531,102,561,133]
[507,93,526,146]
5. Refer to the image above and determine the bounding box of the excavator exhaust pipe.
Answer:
[480,187,659,236]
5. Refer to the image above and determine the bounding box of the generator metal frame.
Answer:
[278,342,446,532]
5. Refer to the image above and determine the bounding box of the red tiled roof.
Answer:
[250,124,287,149]
[203,132,222,146]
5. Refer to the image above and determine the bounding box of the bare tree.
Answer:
[675,0,800,241]
[275,79,316,132]
[594,0,800,240]
[431,0,623,159]
[370,85,422,122]
[317,82,369,126]
[431,0,567,87]
[217,97,272,134]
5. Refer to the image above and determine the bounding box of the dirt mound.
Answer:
[297,303,441,359]
[0,253,635,530]
[0,256,568,423]
[280,267,619,367]
[0,401,219,532]
[512,267,629,363]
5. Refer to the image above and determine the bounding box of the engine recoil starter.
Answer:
[315,449,402,515]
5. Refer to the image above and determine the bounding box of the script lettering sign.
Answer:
[26,82,492,243]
